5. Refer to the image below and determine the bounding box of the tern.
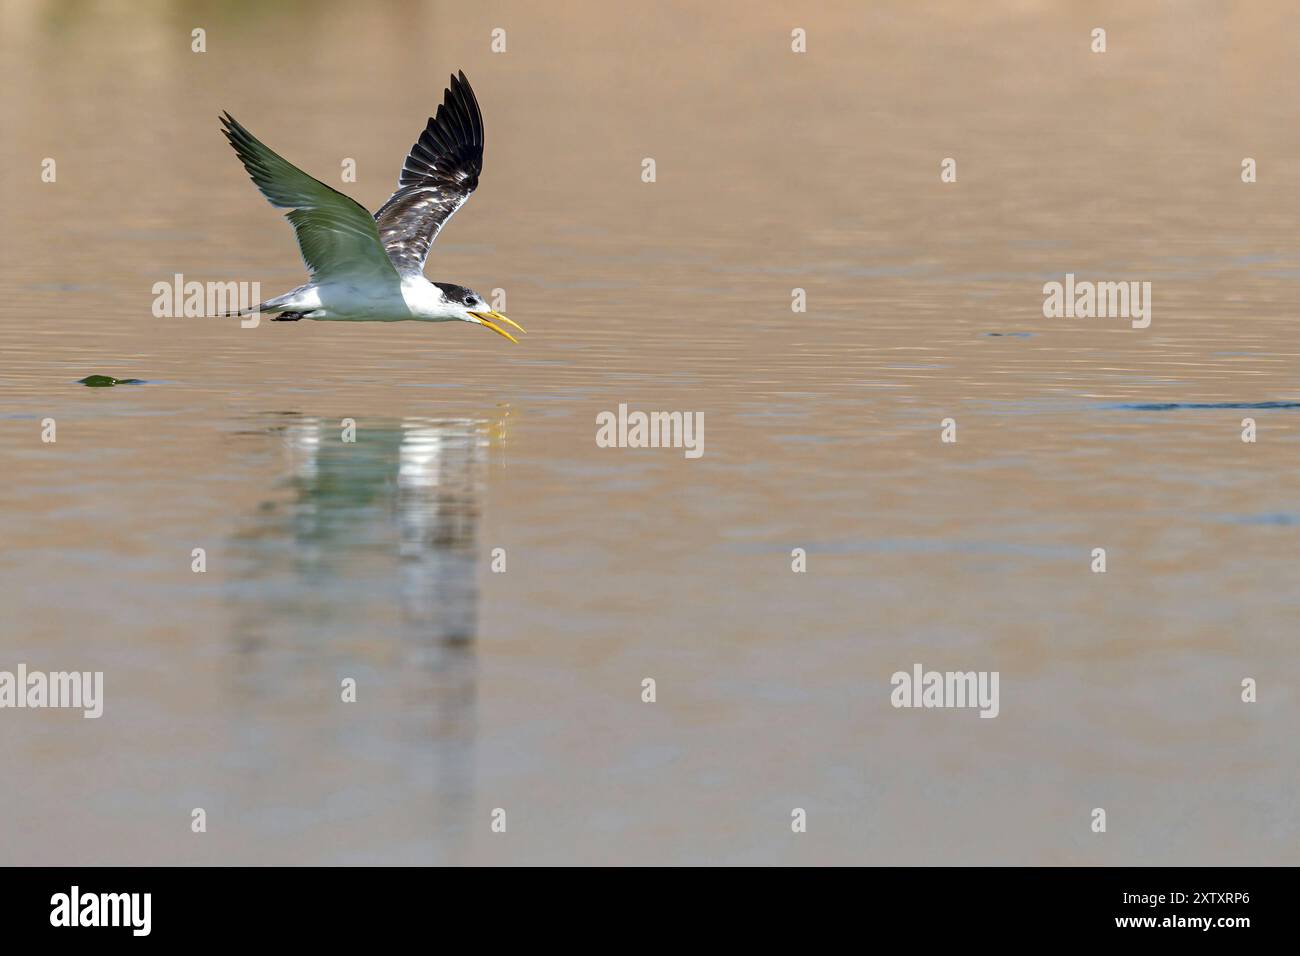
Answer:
[220,71,523,343]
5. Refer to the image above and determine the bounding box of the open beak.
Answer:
[468,310,526,344]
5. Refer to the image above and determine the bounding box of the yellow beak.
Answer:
[468,310,526,343]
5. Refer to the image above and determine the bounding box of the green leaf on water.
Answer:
[78,375,145,387]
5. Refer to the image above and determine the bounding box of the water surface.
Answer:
[1,0,1297,865]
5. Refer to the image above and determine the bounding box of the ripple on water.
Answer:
[1106,401,1300,410]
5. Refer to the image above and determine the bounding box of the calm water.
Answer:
[1,1,1297,865]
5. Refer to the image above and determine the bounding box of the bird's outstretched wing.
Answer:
[374,71,484,278]
[220,112,400,284]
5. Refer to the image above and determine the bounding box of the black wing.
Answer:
[374,71,484,277]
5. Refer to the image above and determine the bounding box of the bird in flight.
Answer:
[220,71,523,343]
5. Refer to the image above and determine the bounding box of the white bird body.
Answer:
[262,277,476,323]
[221,71,523,342]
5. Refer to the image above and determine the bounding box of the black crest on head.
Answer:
[433,282,478,306]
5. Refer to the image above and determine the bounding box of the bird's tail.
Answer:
[222,289,298,318]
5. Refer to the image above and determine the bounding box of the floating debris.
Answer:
[78,375,146,388]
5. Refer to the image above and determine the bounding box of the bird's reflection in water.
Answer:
[226,411,507,864]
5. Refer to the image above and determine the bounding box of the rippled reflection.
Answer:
[281,415,497,642]
[223,411,507,863]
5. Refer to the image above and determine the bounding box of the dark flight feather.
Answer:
[374,71,485,277]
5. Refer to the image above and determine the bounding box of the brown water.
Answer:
[1,0,1297,865]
